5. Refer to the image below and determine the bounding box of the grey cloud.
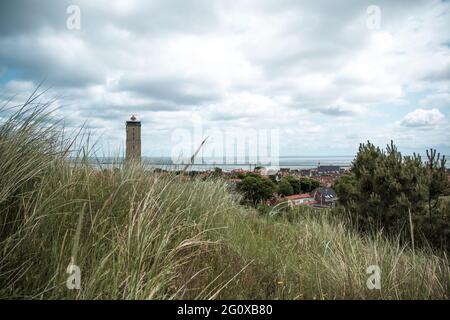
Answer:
[313,106,358,117]
[0,0,220,37]
[119,76,221,106]
[77,101,178,121]
[0,34,105,88]
[207,112,246,122]
[421,63,450,82]
[0,0,71,36]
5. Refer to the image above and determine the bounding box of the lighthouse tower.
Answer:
[126,115,141,160]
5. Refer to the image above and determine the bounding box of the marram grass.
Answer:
[0,100,448,299]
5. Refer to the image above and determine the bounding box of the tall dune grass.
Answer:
[0,98,448,299]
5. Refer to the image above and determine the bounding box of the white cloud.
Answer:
[399,108,445,127]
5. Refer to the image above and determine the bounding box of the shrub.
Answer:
[278,178,294,196]
[334,141,450,252]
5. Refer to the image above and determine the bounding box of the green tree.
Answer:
[278,178,294,196]
[283,176,302,194]
[425,149,448,218]
[237,176,276,206]
[299,177,320,192]
[333,173,358,209]
[334,140,450,252]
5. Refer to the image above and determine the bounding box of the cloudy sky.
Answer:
[0,0,449,158]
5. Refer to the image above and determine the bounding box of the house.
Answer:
[339,167,350,174]
[316,165,341,175]
[312,187,338,207]
[255,166,278,176]
[231,168,247,175]
[283,193,317,208]
[225,178,242,191]
[317,175,336,187]
[299,169,312,177]
[269,174,281,182]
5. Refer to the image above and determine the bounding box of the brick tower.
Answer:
[126,115,141,160]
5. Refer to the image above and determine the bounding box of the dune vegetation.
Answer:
[0,97,448,299]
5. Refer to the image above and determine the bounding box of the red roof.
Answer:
[284,193,313,200]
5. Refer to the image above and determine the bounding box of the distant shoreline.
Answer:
[83,155,450,171]
[84,156,353,170]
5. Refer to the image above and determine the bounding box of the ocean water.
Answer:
[94,156,355,171]
[92,154,450,171]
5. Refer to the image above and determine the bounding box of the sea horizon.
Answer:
[88,154,450,171]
